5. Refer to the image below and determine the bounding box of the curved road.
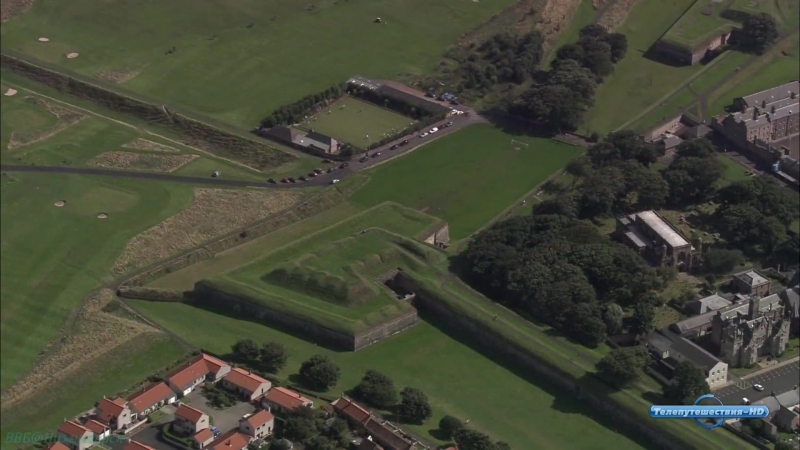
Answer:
[0,110,482,188]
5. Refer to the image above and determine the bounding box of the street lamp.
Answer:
[365,134,370,152]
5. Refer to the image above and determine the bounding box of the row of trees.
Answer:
[260,84,346,127]
[462,210,665,348]
[230,340,341,391]
[353,370,433,424]
[511,24,628,133]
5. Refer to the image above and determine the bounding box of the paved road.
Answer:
[0,110,480,187]
[715,362,800,405]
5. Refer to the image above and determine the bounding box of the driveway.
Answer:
[715,361,800,405]
[184,391,257,433]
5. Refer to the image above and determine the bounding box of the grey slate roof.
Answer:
[735,270,769,288]
[729,81,799,130]
[647,330,723,371]
[636,210,689,248]
[738,81,800,110]
[717,293,784,320]
[659,135,682,149]
[673,310,716,335]
[266,125,299,143]
[754,390,800,413]
[306,132,335,146]
[683,124,712,139]
[780,287,799,318]
[686,294,732,315]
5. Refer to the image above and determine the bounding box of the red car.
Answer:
[281,178,289,183]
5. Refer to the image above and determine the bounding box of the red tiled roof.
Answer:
[168,359,210,390]
[263,387,311,411]
[334,397,371,424]
[223,368,270,394]
[192,429,214,444]
[128,382,175,414]
[208,430,252,450]
[83,420,108,435]
[57,421,91,438]
[112,397,127,406]
[45,442,71,450]
[123,441,156,450]
[97,397,127,421]
[175,404,207,423]
[201,354,230,375]
[243,409,274,428]
[364,418,413,450]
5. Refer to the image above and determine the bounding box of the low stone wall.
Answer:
[117,286,186,302]
[353,310,419,351]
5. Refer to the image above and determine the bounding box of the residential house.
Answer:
[332,396,371,427]
[82,420,110,441]
[167,354,231,397]
[615,210,702,271]
[122,441,156,450]
[191,429,215,449]
[301,131,339,154]
[656,135,682,153]
[754,390,800,437]
[207,430,252,450]
[222,367,271,401]
[56,420,94,450]
[647,330,729,387]
[239,409,275,439]
[128,382,177,419]
[780,286,800,336]
[686,294,732,316]
[717,81,800,146]
[711,294,792,367]
[173,404,210,436]
[95,397,132,431]
[363,418,415,450]
[731,270,771,298]
[261,387,313,414]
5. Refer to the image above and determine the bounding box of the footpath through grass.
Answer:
[350,124,583,241]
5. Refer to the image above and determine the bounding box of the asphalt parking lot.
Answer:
[715,361,800,405]
[184,391,256,433]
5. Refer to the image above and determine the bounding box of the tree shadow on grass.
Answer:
[414,309,661,450]
[427,428,452,442]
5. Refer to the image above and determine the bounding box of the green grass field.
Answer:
[0,172,193,390]
[0,334,188,439]
[0,0,512,129]
[295,97,413,147]
[661,0,738,50]
[582,0,706,134]
[350,124,583,240]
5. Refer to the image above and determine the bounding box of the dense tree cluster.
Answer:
[596,346,650,388]
[231,339,289,374]
[511,25,628,133]
[260,84,345,127]
[661,139,724,205]
[353,370,398,409]
[462,211,662,347]
[739,13,780,55]
[455,31,545,91]
[662,360,710,404]
[282,406,349,450]
[714,176,799,255]
[298,355,340,391]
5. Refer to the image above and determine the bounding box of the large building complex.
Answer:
[716,81,800,146]
[615,210,702,271]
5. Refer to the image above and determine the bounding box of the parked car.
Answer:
[314,168,323,174]
[450,100,460,105]
[425,92,435,98]
[211,171,221,178]
[429,127,439,133]
[331,179,340,184]
[308,172,317,177]
[400,139,410,146]
[419,132,429,138]
[267,178,276,184]
[446,121,454,127]
[338,163,349,169]
[390,144,399,150]
[452,109,464,115]
[327,168,334,173]
[288,177,296,183]
[360,156,369,163]
[743,398,750,405]
[281,178,289,183]
[754,384,764,391]
[372,152,381,157]
[322,159,332,163]
[297,176,305,181]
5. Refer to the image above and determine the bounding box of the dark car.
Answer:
[425,92,435,98]
[298,176,306,181]
[338,163,349,169]
[267,178,276,184]
[281,178,289,183]
[308,172,317,177]
[372,152,381,157]
[400,139,410,146]
[450,100,460,105]
[360,156,369,163]
[445,121,454,127]
[327,168,334,173]
[390,144,399,150]
[314,168,323,174]
[288,177,296,183]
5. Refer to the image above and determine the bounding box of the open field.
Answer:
[87,151,199,172]
[0,333,188,441]
[113,187,305,274]
[548,0,598,62]
[582,0,704,134]
[129,301,647,450]
[295,97,413,148]
[0,0,513,129]
[350,124,583,240]
[0,172,194,390]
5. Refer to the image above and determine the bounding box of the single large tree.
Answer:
[231,339,260,363]
[454,429,509,450]
[602,303,624,335]
[663,360,710,404]
[298,355,340,391]
[259,341,289,373]
[740,13,779,54]
[354,370,398,409]
[596,346,650,388]
[397,387,433,424]
[630,302,655,337]
[438,415,464,440]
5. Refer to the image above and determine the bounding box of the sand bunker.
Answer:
[54,200,66,207]
[4,88,17,96]
[38,37,49,42]
[97,213,108,219]
[66,53,79,59]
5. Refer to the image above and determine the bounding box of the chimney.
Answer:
[749,297,760,319]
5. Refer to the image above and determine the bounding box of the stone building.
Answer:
[710,293,792,367]
[730,270,771,298]
[615,210,702,271]
[716,81,800,147]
